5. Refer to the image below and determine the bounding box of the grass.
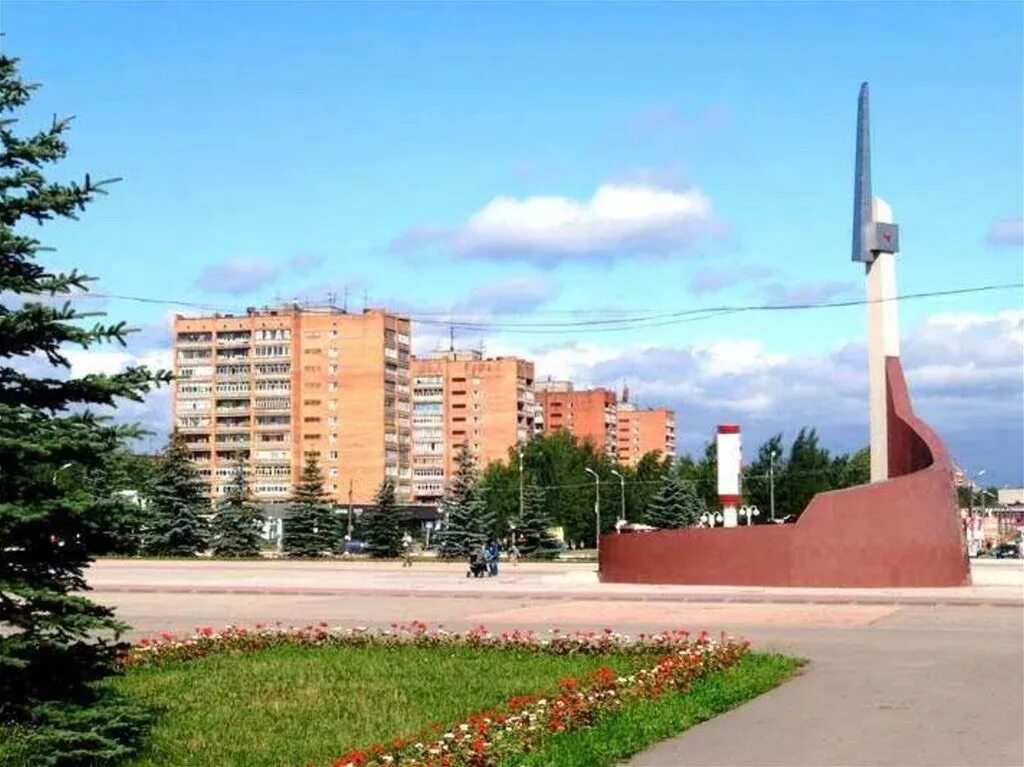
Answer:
[502,653,803,767]
[109,643,659,767]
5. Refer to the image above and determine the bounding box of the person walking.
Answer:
[401,532,414,567]
[485,539,500,577]
[509,541,520,566]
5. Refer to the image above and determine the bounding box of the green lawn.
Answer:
[109,643,658,767]
[503,653,803,767]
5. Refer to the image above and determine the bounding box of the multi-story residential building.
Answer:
[615,403,676,466]
[410,350,534,503]
[535,379,618,458]
[172,306,411,504]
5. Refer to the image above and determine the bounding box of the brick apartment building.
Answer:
[172,305,411,505]
[616,403,676,466]
[535,379,617,458]
[410,350,535,503]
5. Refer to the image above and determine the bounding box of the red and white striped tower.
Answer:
[716,424,742,528]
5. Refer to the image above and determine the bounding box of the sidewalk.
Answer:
[87,559,1023,607]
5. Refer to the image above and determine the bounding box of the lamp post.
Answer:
[517,444,525,523]
[768,450,777,522]
[584,467,600,555]
[609,469,626,532]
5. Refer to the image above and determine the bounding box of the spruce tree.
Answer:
[436,443,487,558]
[209,457,263,558]
[145,432,210,556]
[644,475,705,529]
[365,477,402,558]
[282,455,334,558]
[0,54,167,764]
[516,481,560,559]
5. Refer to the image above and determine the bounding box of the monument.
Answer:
[600,84,970,587]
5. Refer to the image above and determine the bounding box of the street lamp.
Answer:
[609,469,626,532]
[768,450,777,522]
[584,467,600,555]
[739,505,761,526]
[517,444,525,523]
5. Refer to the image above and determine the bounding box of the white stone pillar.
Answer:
[865,198,900,483]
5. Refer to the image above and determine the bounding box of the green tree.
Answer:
[740,434,785,523]
[0,54,167,764]
[79,447,156,554]
[777,427,833,520]
[833,446,870,489]
[625,451,672,522]
[516,481,560,558]
[145,432,210,556]
[480,459,518,539]
[209,457,262,558]
[682,441,719,511]
[282,455,334,558]
[436,443,488,558]
[644,474,705,529]
[365,477,402,558]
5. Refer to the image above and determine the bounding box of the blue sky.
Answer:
[5,2,1023,482]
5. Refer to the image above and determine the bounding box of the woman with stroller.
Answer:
[467,544,487,578]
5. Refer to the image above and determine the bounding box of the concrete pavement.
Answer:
[85,558,1024,766]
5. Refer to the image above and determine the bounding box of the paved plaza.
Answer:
[87,559,1024,766]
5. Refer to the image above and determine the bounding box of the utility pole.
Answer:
[347,479,354,541]
[517,444,524,522]
[610,469,625,531]
[769,449,776,522]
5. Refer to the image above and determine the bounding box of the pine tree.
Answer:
[146,432,210,556]
[209,457,263,558]
[0,54,167,763]
[516,482,560,559]
[436,443,488,558]
[644,475,705,529]
[365,477,402,558]
[282,455,335,558]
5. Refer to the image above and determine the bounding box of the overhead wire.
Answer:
[70,281,1024,336]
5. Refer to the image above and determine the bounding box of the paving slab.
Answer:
[83,559,1024,767]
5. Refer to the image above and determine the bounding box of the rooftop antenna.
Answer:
[342,285,349,313]
[448,325,455,352]
[362,289,368,312]
[327,291,337,308]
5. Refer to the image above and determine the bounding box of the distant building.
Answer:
[997,487,1024,506]
[536,379,617,458]
[616,403,676,466]
[410,350,534,503]
[172,305,411,505]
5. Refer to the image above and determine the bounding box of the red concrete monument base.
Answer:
[600,358,971,587]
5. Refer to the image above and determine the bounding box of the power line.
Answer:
[68,281,1024,335]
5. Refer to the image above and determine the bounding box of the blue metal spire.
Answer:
[852,82,873,263]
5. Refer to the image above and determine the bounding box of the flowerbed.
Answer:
[122,621,718,668]
[123,623,751,767]
[330,633,747,767]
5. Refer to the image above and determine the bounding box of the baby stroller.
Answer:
[467,547,487,578]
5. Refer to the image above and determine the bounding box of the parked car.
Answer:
[991,542,1021,559]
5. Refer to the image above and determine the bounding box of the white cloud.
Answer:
[392,183,723,263]
[491,310,1022,482]
[984,215,1023,248]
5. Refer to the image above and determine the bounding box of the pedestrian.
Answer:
[509,542,520,566]
[401,532,413,567]
[485,538,500,577]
